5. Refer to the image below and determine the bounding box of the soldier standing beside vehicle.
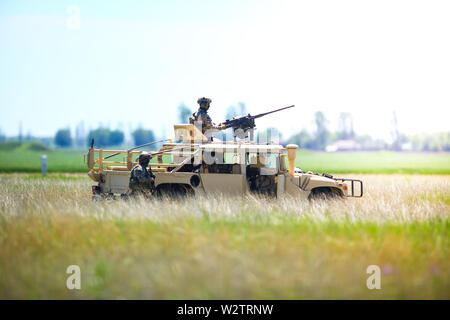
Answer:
[129,152,155,197]
[189,97,226,137]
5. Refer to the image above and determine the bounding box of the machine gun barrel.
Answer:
[220,105,295,130]
[252,104,295,119]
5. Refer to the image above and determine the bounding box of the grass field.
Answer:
[0,143,86,173]
[0,143,449,174]
[0,173,448,299]
[295,150,450,174]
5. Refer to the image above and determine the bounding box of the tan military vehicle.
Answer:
[86,122,363,200]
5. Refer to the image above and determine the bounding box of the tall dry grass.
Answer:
[1,174,448,222]
[0,174,448,299]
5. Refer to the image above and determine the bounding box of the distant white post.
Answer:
[41,155,47,176]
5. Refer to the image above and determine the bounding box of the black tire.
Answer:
[309,187,341,200]
[156,184,194,198]
[190,175,201,188]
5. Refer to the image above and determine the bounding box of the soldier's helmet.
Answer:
[138,151,152,165]
[197,97,212,110]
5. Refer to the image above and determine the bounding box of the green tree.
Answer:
[225,105,238,119]
[54,128,72,147]
[178,103,192,123]
[337,112,355,139]
[86,128,125,147]
[225,102,247,120]
[132,128,155,146]
[313,111,329,150]
[109,130,124,146]
[237,102,247,115]
[257,127,282,144]
[0,128,5,143]
[391,111,402,151]
[408,132,450,151]
[87,128,110,147]
[287,129,312,149]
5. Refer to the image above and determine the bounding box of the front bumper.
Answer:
[335,178,363,197]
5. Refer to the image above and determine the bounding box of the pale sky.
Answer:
[1,0,449,142]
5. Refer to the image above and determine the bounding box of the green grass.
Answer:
[296,150,450,175]
[0,174,448,299]
[0,142,449,174]
[0,142,85,173]
[1,216,448,299]
[0,149,86,173]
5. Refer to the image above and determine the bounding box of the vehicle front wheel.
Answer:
[155,184,194,198]
[308,187,341,200]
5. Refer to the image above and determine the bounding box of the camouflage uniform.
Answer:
[129,152,155,196]
[189,97,225,135]
[190,108,214,133]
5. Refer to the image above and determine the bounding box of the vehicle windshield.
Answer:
[224,152,240,164]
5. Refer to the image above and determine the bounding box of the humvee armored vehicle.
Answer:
[86,122,363,200]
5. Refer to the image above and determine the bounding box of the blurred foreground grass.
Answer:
[0,174,448,299]
[0,142,449,174]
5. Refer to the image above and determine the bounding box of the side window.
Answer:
[246,153,258,165]
[263,153,279,169]
[224,152,240,164]
[203,151,241,174]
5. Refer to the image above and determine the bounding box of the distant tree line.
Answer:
[286,111,449,151]
[286,111,393,151]
[6,105,448,152]
[53,127,156,148]
[86,128,124,147]
[131,128,155,146]
[407,132,450,152]
[286,111,337,150]
[175,104,449,151]
[0,128,6,143]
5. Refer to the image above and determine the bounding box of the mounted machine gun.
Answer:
[218,105,295,140]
